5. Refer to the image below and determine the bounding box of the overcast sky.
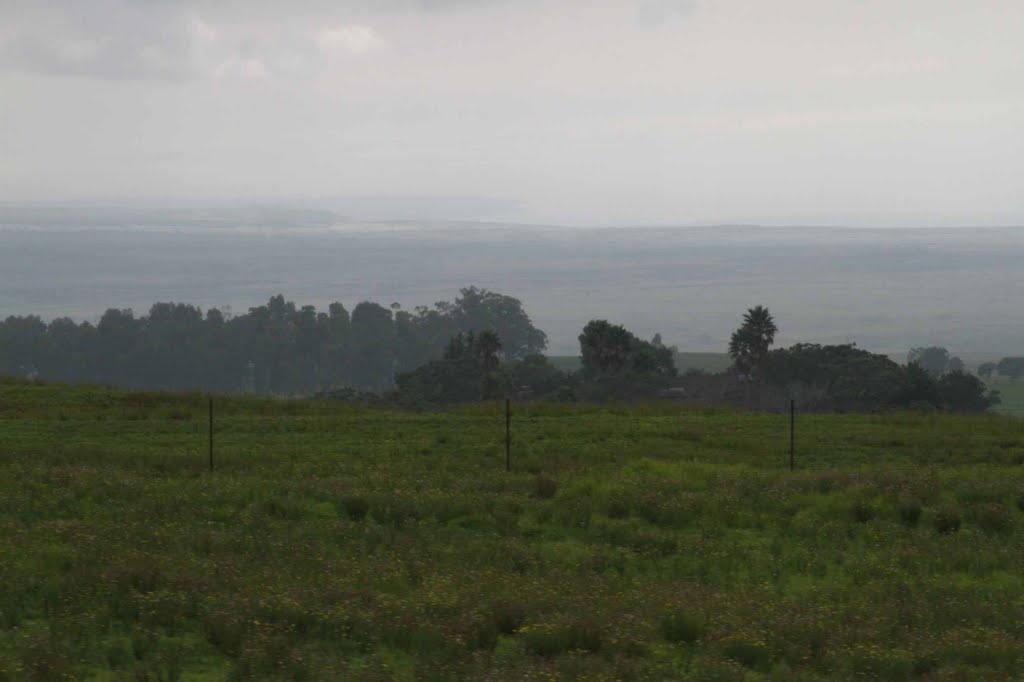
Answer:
[1,0,1022,226]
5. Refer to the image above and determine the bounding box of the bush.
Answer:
[340,495,370,521]
[522,625,569,657]
[660,608,705,644]
[975,502,1013,534]
[533,476,558,499]
[898,499,922,526]
[722,637,772,671]
[491,599,528,635]
[202,612,245,656]
[104,637,133,669]
[567,620,603,653]
[521,620,603,657]
[606,496,630,519]
[851,501,877,523]
[933,505,962,534]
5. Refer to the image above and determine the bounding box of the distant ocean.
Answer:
[2,220,1022,358]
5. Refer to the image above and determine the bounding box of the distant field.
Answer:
[674,352,733,374]
[545,355,582,372]
[547,351,731,375]
[2,378,1024,679]
[991,380,1024,416]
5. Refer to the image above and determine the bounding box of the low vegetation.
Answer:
[2,378,1023,679]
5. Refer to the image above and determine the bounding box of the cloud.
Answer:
[213,57,269,80]
[633,0,698,28]
[0,3,388,80]
[317,25,385,56]
[0,2,214,80]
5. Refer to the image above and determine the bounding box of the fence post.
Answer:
[505,397,511,472]
[209,397,214,473]
[789,398,795,471]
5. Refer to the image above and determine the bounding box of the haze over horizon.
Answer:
[2,1,1023,227]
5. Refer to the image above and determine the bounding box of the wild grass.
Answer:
[1,377,1023,679]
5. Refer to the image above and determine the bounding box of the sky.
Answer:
[1,0,1022,227]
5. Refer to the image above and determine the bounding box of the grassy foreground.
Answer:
[1,379,1024,680]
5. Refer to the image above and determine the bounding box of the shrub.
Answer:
[340,495,370,521]
[21,636,71,680]
[522,620,603,657]
[104,637,133,669]
[533,476,558,499]
[851,501,877,523]
[567,620,603,653]
[111,556,163,594]
[606,496,630,519]
[522,624,569,657]
[491,635,523,666]
[660,608,705,644]
[202,612,245,656]
[491,599,528,635]
[722,637,772,671]
[552,499,591,529]
[492,505,521,535]
[933,505,962,534]
[898,499,922,526]
[975,502,1013,534]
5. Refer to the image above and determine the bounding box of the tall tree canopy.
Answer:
[907,346,952,378]
[728,305,777,376]
[578,320,675,379]
[0,287,548,395]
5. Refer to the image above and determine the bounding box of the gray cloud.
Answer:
[0,0,1022,226]
[0,1,208,80]
[633,0,698,28]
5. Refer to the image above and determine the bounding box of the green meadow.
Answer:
[2,378,1024,680]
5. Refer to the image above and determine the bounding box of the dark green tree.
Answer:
[728,305,777,376]
[997,357,1024,380]
[395,329,506,403]
[895,362,941,408]
[938,371,999,412]
[474,329,503,373]
[765,343,908,410]
[579,320,634,377]
[907,347,951,378]
[449,287,546,359]
[0,286,548,396]
[350,302,396,389]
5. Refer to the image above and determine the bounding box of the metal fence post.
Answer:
[789,398,795,471]
[209,397,214,473]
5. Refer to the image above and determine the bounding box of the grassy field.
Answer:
[2,379,1024,680]
[547,352,731,375]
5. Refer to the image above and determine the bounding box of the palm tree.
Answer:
[728,305,777,377]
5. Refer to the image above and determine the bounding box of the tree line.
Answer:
[0,287,546,394]
[0,291,1006,413]
[726,310,1000,413]
[390,306,999,412]
[388,320,679,405]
